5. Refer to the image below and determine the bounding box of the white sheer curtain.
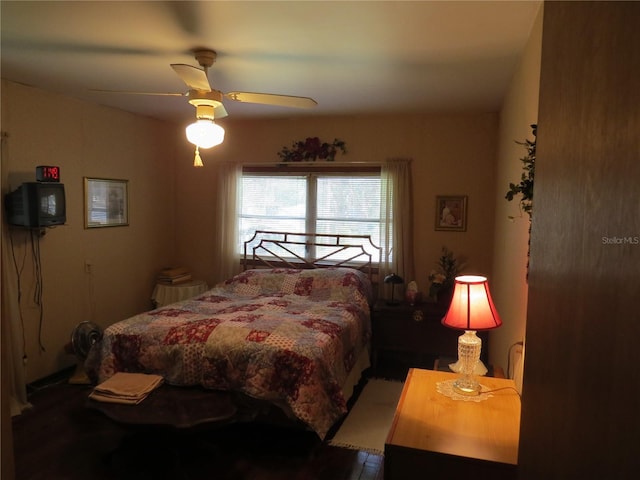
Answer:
[379,158,414,299]
[213,162,243,284]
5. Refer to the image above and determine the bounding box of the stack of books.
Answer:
[89,372,163,405]
[158,266,192,285]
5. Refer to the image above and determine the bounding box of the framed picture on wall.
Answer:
[84,177,129,228]
[434,195,467,232]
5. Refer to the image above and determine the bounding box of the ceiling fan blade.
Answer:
[170,64,211,91]
[88,89,186,96]
[224,92,317,109]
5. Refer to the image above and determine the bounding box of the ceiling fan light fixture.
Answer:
[185,119,225,149]
[193,103,216,120]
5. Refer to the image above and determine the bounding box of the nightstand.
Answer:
[371,300,488,375]
[385,368,520,479]
[151,279,208,308]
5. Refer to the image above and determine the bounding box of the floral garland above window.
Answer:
[277,137,346,162]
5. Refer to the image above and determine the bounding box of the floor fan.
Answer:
[68,321,103,384]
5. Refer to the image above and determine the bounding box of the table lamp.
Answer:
[384,273,404,306]
[441,275,502,396]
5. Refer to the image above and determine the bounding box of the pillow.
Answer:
[224,267,373,304]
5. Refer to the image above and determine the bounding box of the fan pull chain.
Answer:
[194,146,204,167]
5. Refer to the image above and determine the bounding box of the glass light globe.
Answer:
[185,120,225,149]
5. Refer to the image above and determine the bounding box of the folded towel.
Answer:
[89,372,163,405]
[89,390,152,405]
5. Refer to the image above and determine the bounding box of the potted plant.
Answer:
[428,246,464,305]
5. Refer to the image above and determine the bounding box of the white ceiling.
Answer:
[1,1,541,124]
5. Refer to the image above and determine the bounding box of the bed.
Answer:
[86,231,380,438]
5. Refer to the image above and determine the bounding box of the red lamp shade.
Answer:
[441,275,502,331]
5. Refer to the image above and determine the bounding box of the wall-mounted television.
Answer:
[5,182,66,227]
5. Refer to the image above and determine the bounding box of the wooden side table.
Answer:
[385,368,520,479]
[88,385,239,476]
[88,384,237,429]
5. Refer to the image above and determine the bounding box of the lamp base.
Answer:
[386,287,400,306]
[448,359,488,376]
[452,377,481,396]
[452,330,483,396]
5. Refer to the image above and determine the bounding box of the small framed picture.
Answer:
[435,195,467,232]
[84,177,129,228]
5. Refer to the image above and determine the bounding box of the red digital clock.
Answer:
[36,165,61,182]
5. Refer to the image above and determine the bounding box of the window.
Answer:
[239,167,382,261]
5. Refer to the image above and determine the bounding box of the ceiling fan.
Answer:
[92,48,317,165]
[92,48,318,121]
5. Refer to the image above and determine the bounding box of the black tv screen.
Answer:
[5,182,66,227]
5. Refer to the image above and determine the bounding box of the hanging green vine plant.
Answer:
[506,124,536,282]
[505,124,536,218]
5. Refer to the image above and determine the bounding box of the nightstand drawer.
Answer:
[373,311,459,356]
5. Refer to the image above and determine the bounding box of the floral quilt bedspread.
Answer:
[86,267,373,438]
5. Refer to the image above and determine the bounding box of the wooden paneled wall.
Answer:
[519,1,640,478]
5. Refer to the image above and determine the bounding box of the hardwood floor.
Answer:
[11,374,386,480]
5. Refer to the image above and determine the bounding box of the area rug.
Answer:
[328,378,404,455]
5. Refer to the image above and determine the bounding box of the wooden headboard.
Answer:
[242,230,381,283]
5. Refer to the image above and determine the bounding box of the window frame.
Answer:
[240,165,382,263]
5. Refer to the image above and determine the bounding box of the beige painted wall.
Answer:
[1,80,179,382]
[490,5,543,379]
[2,60,538,382]
[175,111,499,321]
